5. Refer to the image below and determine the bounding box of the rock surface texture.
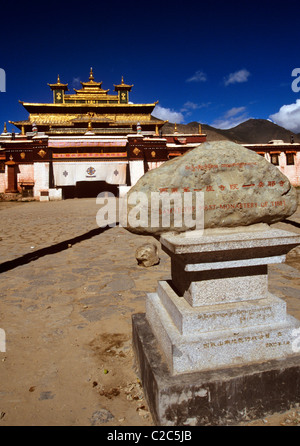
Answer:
[126,141,298,235]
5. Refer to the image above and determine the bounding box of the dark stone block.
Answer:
[132,313,300,426]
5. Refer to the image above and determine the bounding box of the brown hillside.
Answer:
[221,119,300,144]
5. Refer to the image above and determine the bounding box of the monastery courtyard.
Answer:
[1,197,300,426]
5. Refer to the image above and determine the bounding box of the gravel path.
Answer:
[0,198,300,426]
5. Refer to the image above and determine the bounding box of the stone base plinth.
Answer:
[133,225,300,424]
[132,313,300,426]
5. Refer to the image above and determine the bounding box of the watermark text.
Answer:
[0,328,6,352]
[0,68,6,92]
[96,191,204,234]
[291,68,300,93]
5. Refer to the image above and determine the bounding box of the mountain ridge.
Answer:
[161,119,300,144]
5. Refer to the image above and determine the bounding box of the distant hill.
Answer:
[161,119,300,144]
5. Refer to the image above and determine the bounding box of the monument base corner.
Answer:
[132,312,300,426]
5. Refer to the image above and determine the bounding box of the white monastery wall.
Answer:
[17,164,34,184]
[0,171,6,193]
[33,162,49,198]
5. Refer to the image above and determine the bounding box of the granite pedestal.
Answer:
[132,224,300,425]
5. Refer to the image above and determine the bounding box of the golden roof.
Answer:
[12,69,166,132]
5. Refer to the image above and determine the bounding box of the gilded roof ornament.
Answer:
[48,75,68,90]
[89,67,94,82]
[113,76,133,91]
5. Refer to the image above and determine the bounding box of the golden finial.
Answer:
[174,123,178,133]
[57,74,61,84]
[89,67,94,81]
[198,123,202,134]
[3,122,7,133]
[121,76,124,84]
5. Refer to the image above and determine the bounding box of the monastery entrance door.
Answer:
[61,180,119,199]
[5,161,18,193]
[75,180,119,198]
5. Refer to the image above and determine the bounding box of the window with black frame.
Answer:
[286,152,295,165]
[270,153,280,165]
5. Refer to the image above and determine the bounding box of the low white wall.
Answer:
[49,188,62,200]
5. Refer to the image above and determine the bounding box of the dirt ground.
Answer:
[0,197,300,427]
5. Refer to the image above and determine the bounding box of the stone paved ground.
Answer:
[0,198,300,426]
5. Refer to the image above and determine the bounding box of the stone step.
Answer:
[181,268,269,306]
[157,280,287,335]
[146,292,300,375]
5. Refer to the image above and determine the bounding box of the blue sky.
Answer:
[1,0,300,133]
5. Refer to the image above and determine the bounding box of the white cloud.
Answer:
[224,106,247,118]
[72,77,81,88]
[211,106,249,129]
[181,101,200,111]
[211,116,247,129]
[186,70,207,83]
[269,100,300,133]
[180,101,212,118]
[152,105,184,123]
[224,69,250,86]
[180,101,211,113]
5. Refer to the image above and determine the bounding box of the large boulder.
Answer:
[125,141,298,235]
